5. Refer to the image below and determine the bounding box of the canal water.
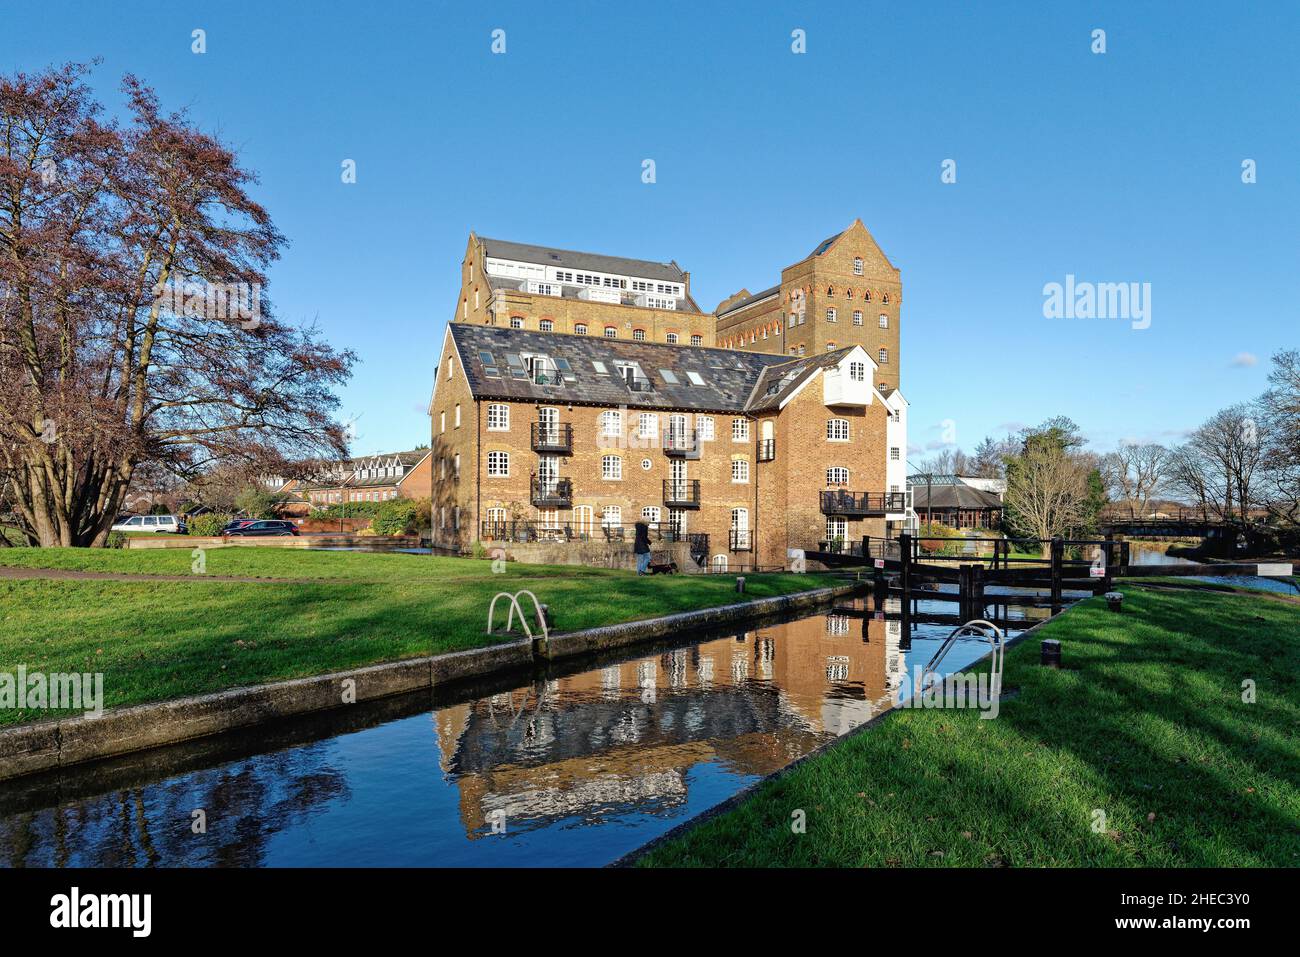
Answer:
[0,595,1041,868]
[1127,541,1298,594]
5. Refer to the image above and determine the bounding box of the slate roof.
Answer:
[299,450,427,491]
[716,284,780,317]
[744,347,861,413]
[449,325,801,414]
[909,484,1003,511]
[809,230,845,257]
[480,237,686,283]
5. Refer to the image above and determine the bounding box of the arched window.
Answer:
[882,293,890,304]
[826,467,849,486]
[827,419,850,441]
[575,323,588,335]
[604,326,617,338]
[632,328,646,341]
[712,554,729,572]
[509,316,524,329]
[539,319,553,332]
[665,332,679,344]
[863,290,871,302]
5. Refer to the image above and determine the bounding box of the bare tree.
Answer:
[0,64,354,546]
[1165,405,1265,526]
[1101,443,1168,518]
[1257,349,1300,529]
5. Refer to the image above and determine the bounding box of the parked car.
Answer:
[219,519,257,534]
[223,520,299,538]
[110,514,188,534]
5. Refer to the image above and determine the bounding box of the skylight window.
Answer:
[592,360,609,375]
[659,369,679,384]
[686,371,705,386]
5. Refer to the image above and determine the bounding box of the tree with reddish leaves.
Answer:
[1,63,354,546]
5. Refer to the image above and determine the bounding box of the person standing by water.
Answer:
[633,520,652,575]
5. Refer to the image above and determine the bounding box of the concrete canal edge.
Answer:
[607,599,1086,868]
[0,581,860,783]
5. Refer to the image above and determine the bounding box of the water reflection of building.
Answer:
[433,605,908,837]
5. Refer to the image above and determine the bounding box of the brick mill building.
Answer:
[430,220,914,570]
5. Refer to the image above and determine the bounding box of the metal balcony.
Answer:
[663,429,700,458]
[729,529,753,552]
[663,479,701,509]
[530,475,573,509]
[757,438,775,462]
[819,490,908,517]
[531,422,573,454]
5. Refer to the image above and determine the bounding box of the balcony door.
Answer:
[731,507,750,550]
[667,413,688,450]
[538,407,559,446]
[669,460,688,500]
[573,505,594,539]
[537,454,560,493]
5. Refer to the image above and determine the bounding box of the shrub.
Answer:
[105,531,127,549]
[918,522,964,556]
[372,499,418,536]
[187,512,234,537]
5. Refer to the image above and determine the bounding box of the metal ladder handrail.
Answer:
[486,589,550,643]
[920,618,1004,692]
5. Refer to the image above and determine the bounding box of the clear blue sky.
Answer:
[5,1,1296,458]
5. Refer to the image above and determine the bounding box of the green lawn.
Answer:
[638,584,1300,867]
[0,549,828,726]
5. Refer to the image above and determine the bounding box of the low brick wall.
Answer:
[488,539,699,572]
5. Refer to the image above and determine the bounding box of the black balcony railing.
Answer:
[663,479,701,509]
[819,490,908,516]
[530,475,572,508]
[480,520,692,544]
[624,374,653,393]
[531,422,574,453]
[729,528,753,552]
[757,438,775,462]
[663,429,699,457]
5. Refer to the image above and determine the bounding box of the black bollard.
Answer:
[735,576,745,594]
[1041,638,1061,668]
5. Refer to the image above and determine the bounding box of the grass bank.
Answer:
[0,549,829,727]
[637,584,1300,867]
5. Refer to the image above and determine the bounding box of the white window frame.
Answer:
[600,410,623,438]
[487,451,509,477]
[827,419,850,442]
[732,419,750,443]
[696,415,715,441]
[826,467,849,485]
[601,455,623,480]
[486,404,510,431]
[878,313,889,328]
[731,459,750,484]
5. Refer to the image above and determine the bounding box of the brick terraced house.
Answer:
[431,222,914,570]
[300,450,432,507]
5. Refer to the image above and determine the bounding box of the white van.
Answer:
[111,514,188,534]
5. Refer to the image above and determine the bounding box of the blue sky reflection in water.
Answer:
[0,602,1032,867]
